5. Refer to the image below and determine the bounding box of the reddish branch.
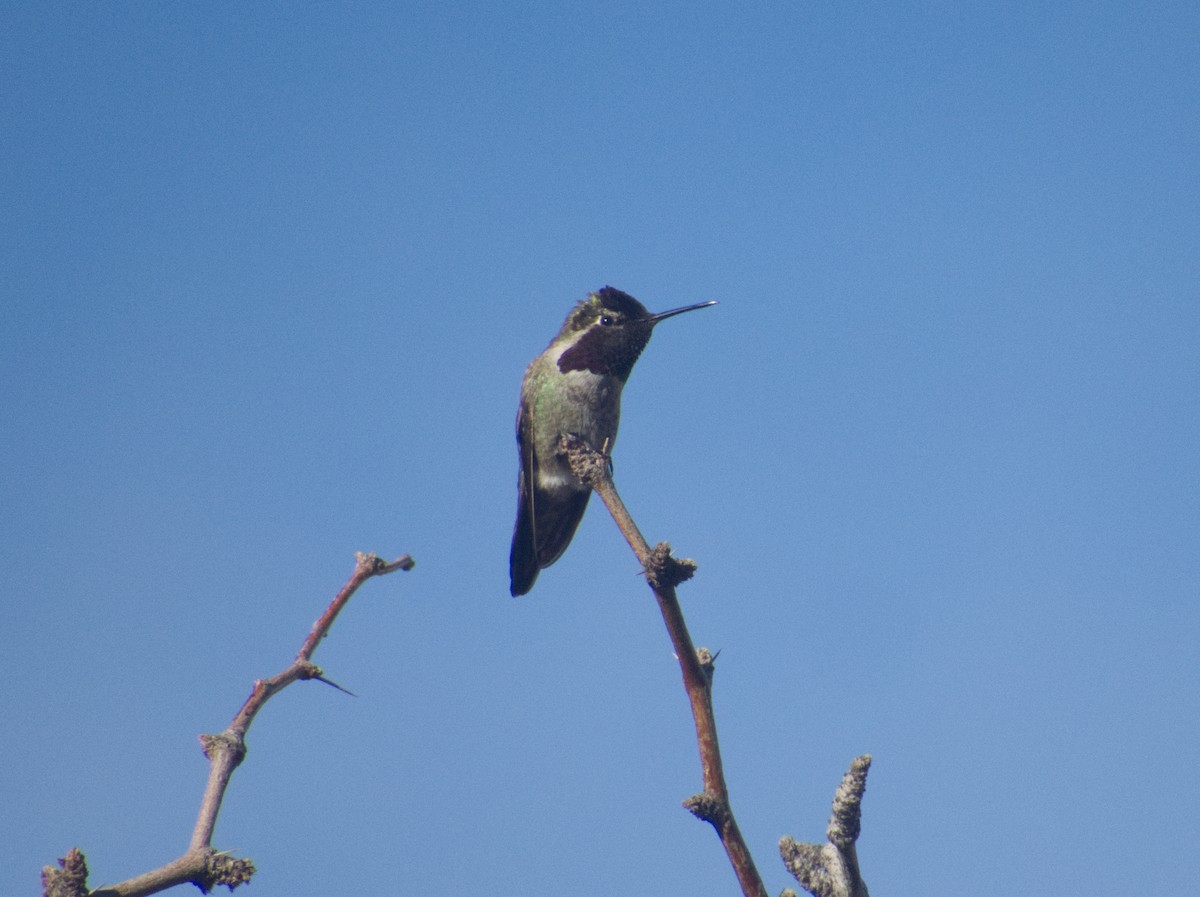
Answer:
[562,436,768,897]
[41,551,414,897]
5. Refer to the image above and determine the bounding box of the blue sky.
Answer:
[3,3,1197,895]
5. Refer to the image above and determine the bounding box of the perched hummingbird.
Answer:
[509,286,716,596]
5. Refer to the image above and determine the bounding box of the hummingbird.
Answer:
[509,286,716,596]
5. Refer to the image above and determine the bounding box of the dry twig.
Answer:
[562,435,768,897]
[41,551,414,897]
[779,755,873,897]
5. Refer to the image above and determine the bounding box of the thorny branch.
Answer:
[41,552,414,897]
[562,435,768,897]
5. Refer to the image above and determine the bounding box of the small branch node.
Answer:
[204,851,256,892]
[199,732,246,767]
[354,551,384,575]
[696,646,717,685]
[683,791,730,827]
[644,542,696,589]
[41,847,88,897]
[559,433,609,488]
[297,661,322,680]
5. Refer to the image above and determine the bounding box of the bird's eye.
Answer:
[599,315,614,326]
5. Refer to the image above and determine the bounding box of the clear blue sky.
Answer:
[3,3,1197,895]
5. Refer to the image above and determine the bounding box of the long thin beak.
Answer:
[648,300,718,324]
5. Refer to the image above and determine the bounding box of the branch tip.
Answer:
[828,755,871,848]
[779,837,834,895]
[385,554,416,572]
[41,848,88,897]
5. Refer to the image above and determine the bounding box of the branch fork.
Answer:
[779,755,872,897]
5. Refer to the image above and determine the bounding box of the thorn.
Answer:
[313,674,357,697]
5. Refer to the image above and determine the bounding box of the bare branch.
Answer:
[779,755,872,897]
[42,552,414,897]
[562,435,768,897]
